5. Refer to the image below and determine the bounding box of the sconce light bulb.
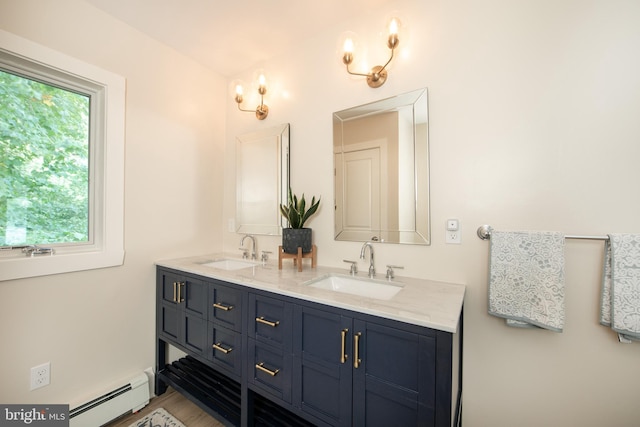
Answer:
[343,37,354,54]
[235,84,244,96]
[389,18,399,36]
[256,74,266,95]
[388,18,400,49]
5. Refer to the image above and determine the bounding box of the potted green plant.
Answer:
[279,188,321,254]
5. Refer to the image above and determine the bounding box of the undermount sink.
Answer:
[200,259,258,271]
[304,274,403,300]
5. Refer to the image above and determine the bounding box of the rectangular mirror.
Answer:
[333,88,430,245]
[236,123,290,235]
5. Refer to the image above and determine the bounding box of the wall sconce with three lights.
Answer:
[232,71,269,120]
[339,16,402,88]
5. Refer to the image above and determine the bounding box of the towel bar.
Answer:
[476,225,609,241]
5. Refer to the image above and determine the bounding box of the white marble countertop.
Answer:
[156,253,466,333]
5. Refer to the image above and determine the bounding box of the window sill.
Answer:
[0,249,125,281]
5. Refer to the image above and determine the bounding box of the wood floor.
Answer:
[105,387,227,427]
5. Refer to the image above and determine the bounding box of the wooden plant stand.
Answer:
[278,245,317,272]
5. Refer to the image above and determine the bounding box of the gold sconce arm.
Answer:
[235,93,269,120]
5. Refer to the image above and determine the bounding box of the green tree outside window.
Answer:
[0,69,90,246]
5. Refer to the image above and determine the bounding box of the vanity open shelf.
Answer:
[155,258,463,427]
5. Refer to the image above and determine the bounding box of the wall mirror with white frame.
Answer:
[235,123,290,235]
[333,88,430,245]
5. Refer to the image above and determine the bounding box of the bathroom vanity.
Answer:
[155,255,465,427]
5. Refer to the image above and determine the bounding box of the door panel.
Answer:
[343,148,381,232]
[294,305,352,426]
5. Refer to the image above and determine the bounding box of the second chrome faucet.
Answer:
[360,242,375,278]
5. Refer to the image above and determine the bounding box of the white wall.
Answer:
[2,0,639,425]
[223,1,640,425]
[0,0,226,405]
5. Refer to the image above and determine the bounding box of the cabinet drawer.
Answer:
[249,293,293,350]
[248,339,292,404]
[207,323,242,377]
[208,282,243,332]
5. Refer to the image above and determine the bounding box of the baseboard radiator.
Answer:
[69,372,150,427]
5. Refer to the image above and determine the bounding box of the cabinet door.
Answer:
[183,277,208,318]
[293,305,353,427]
[157,269,207,355]
[158,270,182,342]
[352,320,437,427]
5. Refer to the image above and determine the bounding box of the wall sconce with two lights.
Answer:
[339,16,402,88]
[232,71,269,120]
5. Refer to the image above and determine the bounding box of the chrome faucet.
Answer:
[240,234,257,260]
[360,242,375,278]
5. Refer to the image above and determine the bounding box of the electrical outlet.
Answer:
[446,219,461,244]
[446,231,461,244]
[30,362,50,391]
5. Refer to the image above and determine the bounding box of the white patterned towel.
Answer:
[488,231,565,331]
[600,234,640,343]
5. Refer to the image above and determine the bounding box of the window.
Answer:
[0,30,125,281]
[1,69,91,247]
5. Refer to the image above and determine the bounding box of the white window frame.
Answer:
[0,30,125,281]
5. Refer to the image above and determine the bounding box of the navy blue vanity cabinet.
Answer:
[293,302,443,427]
[206,280,244,378]
[157,269,208,356]
[247,293,294,404]
[156,267,460,427]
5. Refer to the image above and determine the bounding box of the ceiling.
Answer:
[85,0,396,77]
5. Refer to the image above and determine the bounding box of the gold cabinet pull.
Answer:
[255,316,280,327]
[354,332,362,369]
[213,302,234,311]
[340,328,349,364]
[255,362,279,376]
[212,342,233,354]
[172,282,177,302]
[177,281,184,303]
